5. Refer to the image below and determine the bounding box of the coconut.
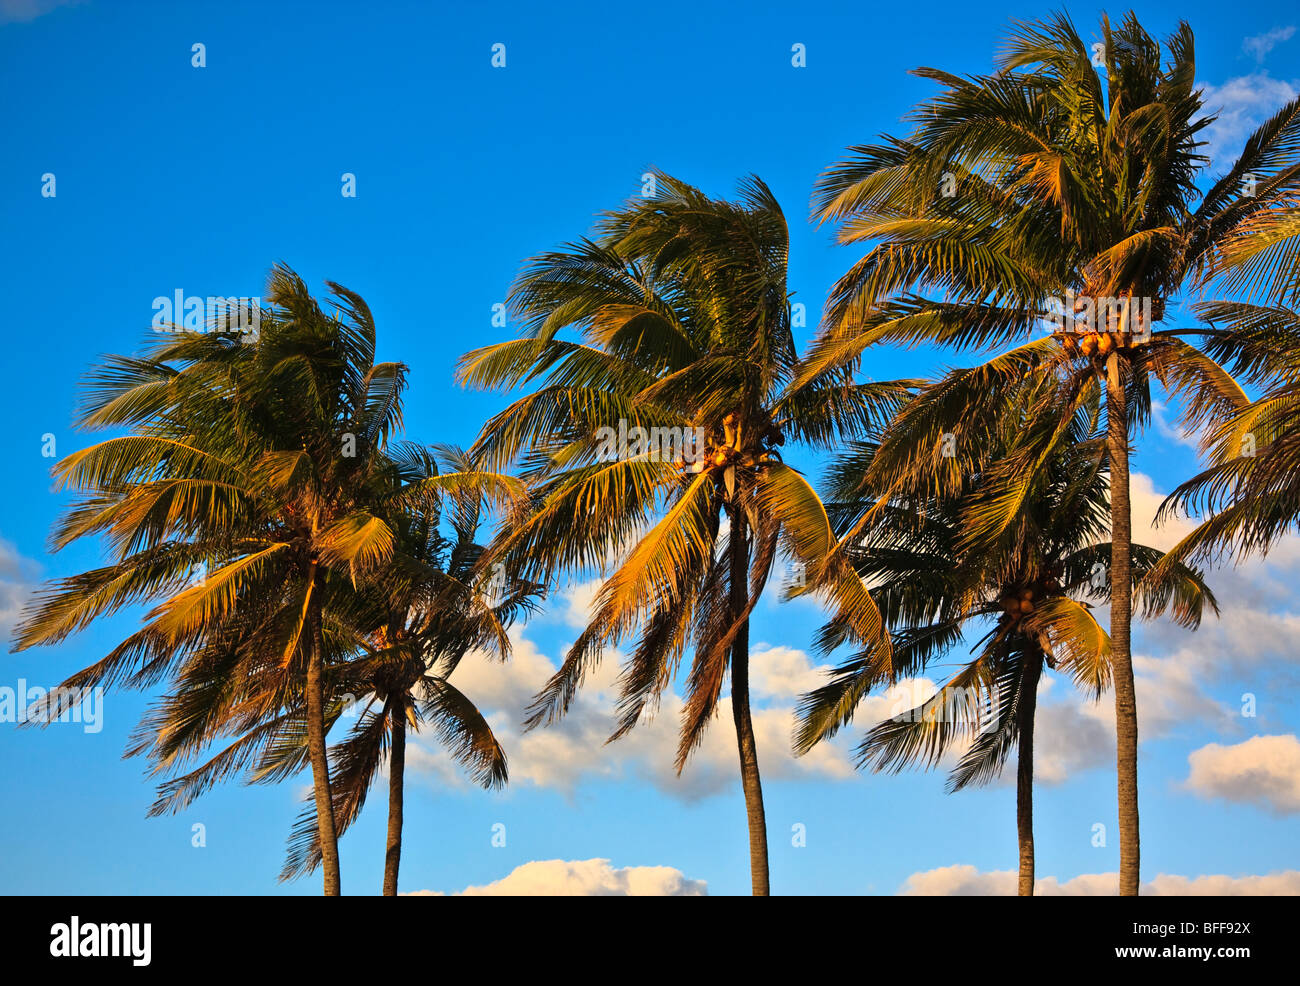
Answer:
[1097,333,1114,354]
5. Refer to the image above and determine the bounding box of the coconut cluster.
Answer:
[1000,585,1039,617]
[1061,330,1129,356]
[997,572,1063,622]
[1057,293,1158,359]
[685,412,784,476]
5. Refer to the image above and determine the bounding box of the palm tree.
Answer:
[808,11,1300,893]
[795,375,1214,894]
[13,265,414,895]
[457,173,911,894]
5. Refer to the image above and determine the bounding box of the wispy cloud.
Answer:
[1243,25,1296,63]
[1198,73,1300,169]
[1149,399,1205,451]
[0,0,85,25]
[0,538,40,641]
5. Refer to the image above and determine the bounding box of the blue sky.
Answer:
[2,0,1299,895]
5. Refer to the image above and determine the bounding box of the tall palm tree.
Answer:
[807,11,1300,893]
[13,265,415,895]
[795,375,1214,894]
[457,173,911,894]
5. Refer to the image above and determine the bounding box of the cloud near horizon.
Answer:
[402,858,707,896]
[408,857,1300,896]
[901,863,1300,895]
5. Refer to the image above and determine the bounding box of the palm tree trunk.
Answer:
[1105,351,1140,896]
[728,508,770,896]
[304,565,342,896]
[1016,656,1042,897]
[383,701,406,896]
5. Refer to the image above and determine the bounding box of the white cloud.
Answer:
[749,644,829,700]
[1243,26,1296,62]
[900,863,1300,895]
[556,578,602,629]
[1185,734,1300,815]
[1129,470,1197,554]
[403,858,706,896]
[1132,469,1300,579]
[0,538,40,640]
[1128,471,1300,716]
[1197,74,1300,168]
[1135,652,1233,736]
[410,631,857,799]
[1031,677,1114,783]
[1032,655,1233,786]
